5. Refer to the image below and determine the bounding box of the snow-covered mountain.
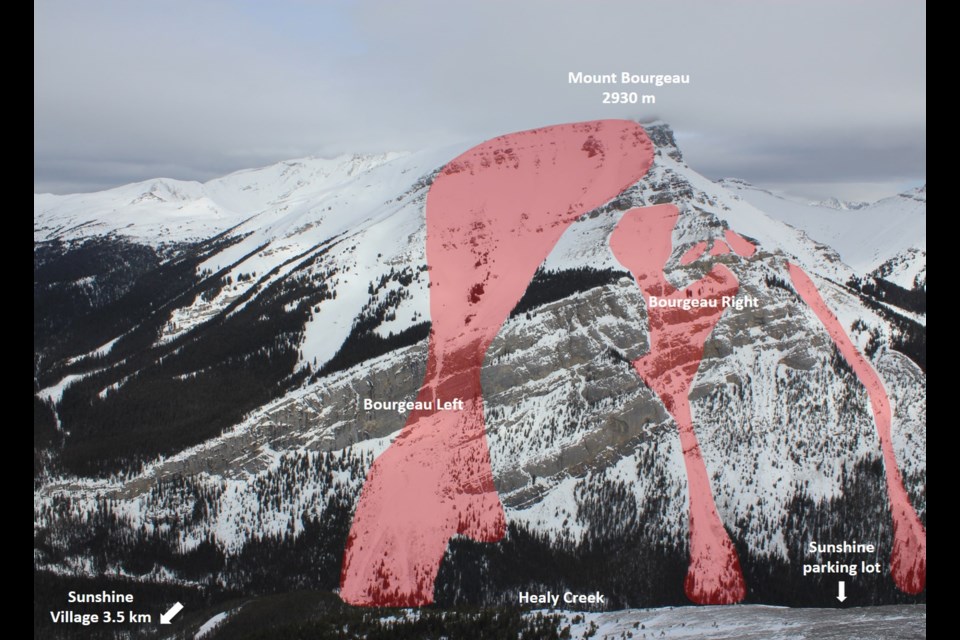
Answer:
[34,151,417,245]
[809,196,870,211]
[718,178,926,280]
[34,122,925,611]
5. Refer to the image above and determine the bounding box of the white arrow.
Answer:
[160,602,184,625]
[837,581,847,603]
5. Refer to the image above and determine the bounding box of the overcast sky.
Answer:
[35,0,925,201]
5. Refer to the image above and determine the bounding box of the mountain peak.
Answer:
[642,121,683,162]
[808,197,870,211]
[900,184,925,203]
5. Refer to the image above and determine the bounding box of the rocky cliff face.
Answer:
[34,123,925,607]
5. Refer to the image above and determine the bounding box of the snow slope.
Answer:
[554,604,925,640]
[34,152,415,245]
[719,180,925,275]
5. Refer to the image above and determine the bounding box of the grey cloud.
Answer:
[35,0,924,199]
[681,126,926,183]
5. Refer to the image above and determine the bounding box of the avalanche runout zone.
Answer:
[609,204,752,604]
[339,120,656,606]
[788,262,926,594]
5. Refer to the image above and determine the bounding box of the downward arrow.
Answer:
[837,581,847,603]
[160,602,184,625]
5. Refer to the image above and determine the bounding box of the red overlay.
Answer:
[724,229,757,257]
[339,119,924,608]
[680,241,708,265]
[709,239,731,256]
[340,120,655,606]
[788,263,926,594]
[610,205,749,604]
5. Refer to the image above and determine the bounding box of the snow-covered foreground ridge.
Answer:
[550,603,925,640]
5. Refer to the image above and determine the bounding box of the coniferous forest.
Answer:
[34,238,926,638]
